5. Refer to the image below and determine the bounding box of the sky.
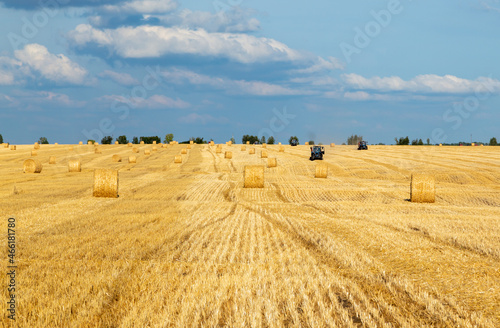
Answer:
[0,0,499,145]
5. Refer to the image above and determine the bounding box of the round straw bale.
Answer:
[93,169,118,198]
[241,146,246,151]
[152,146,158,152]
[88,141,92,145]
[68,159,81,172]
[330,143,335,147]
[144,149,151,155]
[181,148,188,154]
[439,144,442,147]
[95,148,102,154]
[471,143,475,146]
[115,141,119,145]
[268,158,277,168]
[79,141,83,145]
[262,143,267,148]
[49,156,56,164]
[174,155,182,163]
[261,150,268,158]
[244,165,264,188]
[225,151,232,159]
[133,147,139,153]
[305,142,309,146]
[153,141,157,145]
[127,143,132,147]
[54,143,58,145]
[31,150,37,156]
[246,141,250,145]
[112,154,122,162]
[34,142,40,149]
[94,142,99,146]
[162,144,168,148]
[3,143,9,148]
[187,144,192,150]
[10,145,16,150]
[128,156,136,163]
[215,147,222,154]
[140,141,145,145]
[190,140,194,145]
[23,159,42,173]
[68,146,74,151]
[410,174,435,203]
[315,163,328,178]
[228,141,232,146]
[278,142,282,145]
[279,146,285,152]
[249,148,255,154]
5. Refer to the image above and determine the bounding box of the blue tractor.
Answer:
[358,141,368,150]
[310,145,325,160]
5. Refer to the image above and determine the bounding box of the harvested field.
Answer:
[0,144,499,327]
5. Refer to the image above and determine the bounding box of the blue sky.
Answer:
[0,0,499,144]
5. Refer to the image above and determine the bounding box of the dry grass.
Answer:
[1,145,499,327]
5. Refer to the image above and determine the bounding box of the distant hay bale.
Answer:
[54,143,58,145]
[330,143,335,147]
[127,143,132,147]
[410,174,435,203]
[68,160,81,172]
[244,165,264,188]
[88,141,92,145]
[94,142,99,146]
[471,143,475,146]
[262,143,267,148]
[152,146,158,152]
[95,148,102,154]
[190,140,194,145]
[246,141,250,145]
[215,147,222,154]
[228,141,232,146]
[34,142,40,149]
[23,159,42,173]
[315,163,328,178]
[162,144,168,148]
[278,142,282,145]
[49,156,56,164]
[112,154,122,162]
[10,145,16,150]
[181,148,188,154]
[79,141,83,145]
[140,141,145,145]
[439,144,442,147]
[225,151,232,159]
[68,146,74,151]
[144,149,151,155]
[249,148,255,154]
[174,155,182,163]
[268,158,277,168]
[31,150,37,156]
[93,169,118,198]
[115,141,119,145]
[128,156,136,163]
[153,141,157,145]
[305,142,309,146]
[3,143,8,148]
[241,146,246,151]
[133,147,139,153]
[187,144,192,149]
[279,146,285,152]
[261,150,268,158]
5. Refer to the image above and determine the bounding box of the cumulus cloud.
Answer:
[292,57,344,74]
[99,94,189,109]
[161,68,313,96]
[101,0,178,14]
[99,70,138,86]
[342,73,500,94]
[14,44,89,85]
[68,24,304,64]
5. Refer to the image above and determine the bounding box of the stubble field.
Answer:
[1,143,499,327]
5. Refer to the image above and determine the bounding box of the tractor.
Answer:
[290,139,299,146]
[310,145,325,160]
[358,141,368,150]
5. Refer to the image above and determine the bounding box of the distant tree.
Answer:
[164,134,174,144]
[132,136,139,144]
[267,136,275,145]
[347,134,363,145]
[140,136,161,144]
[101,136,113,144]
[418,139,424,145]
[396,136,410,145]
[260,136,266,144]
[426,138,430,145]
[490,137,498,146]
[242,135,259,144]
[288,136,299,145]
[308,140,315,145]
[116,135,128,144]
[230,136,235,144]
[0,134,3,144]
[38,137,49,144]
[342,142,346,145]
[411,139,418,145]
[193,137,206,144]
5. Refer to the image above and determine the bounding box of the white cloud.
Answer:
[68,24,304,64]
[161,68,312,96]
[0,56,32,85]
[102,0,178,14]
[14,44,89,85]
[342,73,500,94]
[99,94,189,109]
[99,70,138,86]
[292,56,344,74]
